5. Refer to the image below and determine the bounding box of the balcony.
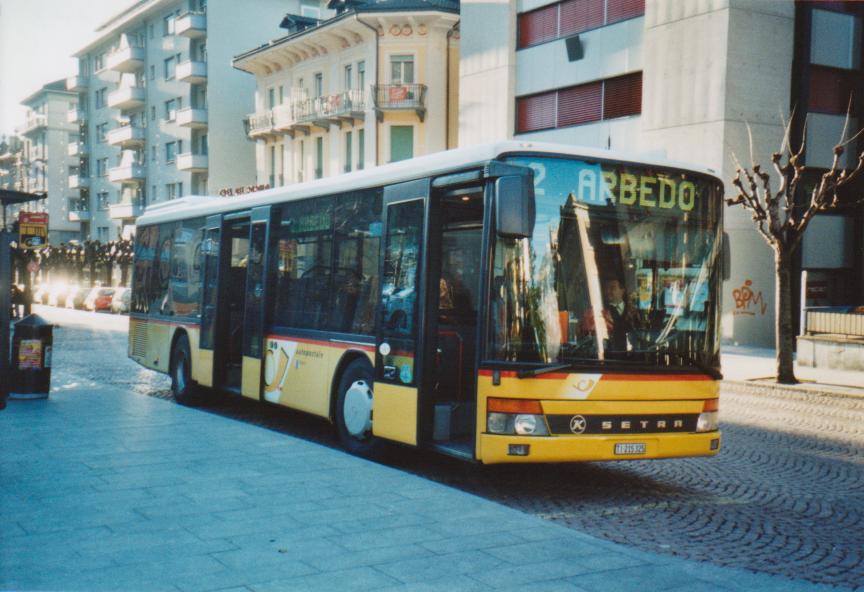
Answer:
[373,84,427,121]
[245,110,275,139]
[107,125,146,148]
[177,60,207,84]
[177,107,208,129]
[69,205,91,222]
[67,142,87,157]
[108,86,146,111]
[176,11,207,38]
[108,163,146,183]
[106,44,145,73]
[69,175,90,190]
[21,114,47,135]
[66,75,88,92]
[67,107,86,124]
[272,104,297,132]
[109,199,144,220]
[176,152,208,173]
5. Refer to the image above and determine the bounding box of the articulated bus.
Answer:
[129,141,723,463]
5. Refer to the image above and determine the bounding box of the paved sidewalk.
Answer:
[723,345,864,398]
[1,385,847,591]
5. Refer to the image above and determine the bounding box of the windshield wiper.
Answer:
[677,353,723,380]
[516,363,574,378]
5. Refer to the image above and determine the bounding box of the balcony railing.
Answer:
[803,307,864,338]
[67,143,87,157]
[108,163,146,183]
[245,110,275,139]
[69,202,91,222]
[69,174,90,190]
[108,86,145,111]
[106,43,145,73]
[176,152,208,172]
[373,84,427,121]
[176,11,206,38]
[272,104,297,131]
[66,75,88,92]
[177,60,207,84]
[107,125,146,148]
[177,107,208,128]
[67,107,86,124]
[109,199,144,220]
[21,114,47,135]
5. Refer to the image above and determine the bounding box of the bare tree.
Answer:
[728,109,864,383]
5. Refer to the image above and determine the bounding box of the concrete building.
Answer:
[17,80,80,243]
[68,0,292,240]
[459,0,864,348]
[233,0,460,187]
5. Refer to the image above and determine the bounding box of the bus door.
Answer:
[198,214,223,387]
[426,183,485,457]
[373,180,430,446]
[239,206,275,400]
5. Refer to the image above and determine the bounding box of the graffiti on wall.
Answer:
[732,279,767,316]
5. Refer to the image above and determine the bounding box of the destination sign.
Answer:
[507,157,708,214]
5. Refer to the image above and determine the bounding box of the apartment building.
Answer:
[68,0,292,240]
[17,80,81,243]
[234,0,460,186]
[459,0,864,348]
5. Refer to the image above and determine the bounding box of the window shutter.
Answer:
[516,91,557,132]
[606,0,645,24]
[518,4,558,48]
[559,0,604,37]
[809,65,856,115]
[557,81,603,127]
[603,72,642,119]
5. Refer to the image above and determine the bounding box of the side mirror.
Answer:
[722,231,731,281]
[495,175,536,239]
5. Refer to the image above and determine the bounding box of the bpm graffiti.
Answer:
[732,279,767,316]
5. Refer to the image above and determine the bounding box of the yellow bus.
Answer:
[129,141,723,463]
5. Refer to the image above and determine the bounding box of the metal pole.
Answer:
[0,230,12,408]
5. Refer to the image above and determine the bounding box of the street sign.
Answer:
[18,211,48,249]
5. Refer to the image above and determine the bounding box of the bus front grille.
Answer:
[131,320,148,358]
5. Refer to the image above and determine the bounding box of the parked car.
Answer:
[47,283,71,307]
[110,287,131,314]
[65,286,87,309]
[84,287,115,312]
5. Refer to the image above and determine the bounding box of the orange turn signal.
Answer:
[487,397,543,414]
[702,398,719,412]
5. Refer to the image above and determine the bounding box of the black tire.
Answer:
[335,359,384,457]
[170,334,203,406]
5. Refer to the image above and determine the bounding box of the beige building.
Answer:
[18,80,81,243]
[459,0,864,348]
[67,0,292,240]
[234,0,460,187]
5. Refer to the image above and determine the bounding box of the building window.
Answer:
[345,131,353,172]
[97,192,110,210]
[96,122,108,143]
[268,87,276,109]
[811,8,861,70]
[358,128,365,170]
[269,145,276,187]
[164,56,177,80]
[314,73,323,98]
[315,137,323,179]
[97,226,109,241]
[94,53,105,71]
[166,141,177,163]
[96,158,107,178]
[515,72,642,133]
[390,126,413,162]
[390,55,414,84]
[164,98,178,121]
[163,12,177,36]
[150,65,156,81]
[358,61,365,90]
[344,65,353,90]
[517,0,645,49]
[166,182,183,199]
[95,88,107,109]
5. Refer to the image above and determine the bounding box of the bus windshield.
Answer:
[489,155,723,372]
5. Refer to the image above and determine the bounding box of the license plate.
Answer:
[614,443,646,455]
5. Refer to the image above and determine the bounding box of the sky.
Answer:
[0,0,125,136]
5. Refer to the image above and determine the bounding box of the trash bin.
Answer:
[9,314,52,400]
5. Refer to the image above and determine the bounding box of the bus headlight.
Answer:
[696,411,719,432]
[486,398,549,436]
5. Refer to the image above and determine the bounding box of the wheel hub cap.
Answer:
[343,380,373,438]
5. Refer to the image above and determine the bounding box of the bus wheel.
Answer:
[335,359,382,456]
[171,334,202,406]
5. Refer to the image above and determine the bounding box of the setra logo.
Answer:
[569,415,587,434]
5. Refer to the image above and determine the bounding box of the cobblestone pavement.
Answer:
[43,308,864,590]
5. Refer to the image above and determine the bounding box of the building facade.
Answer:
[68,0,292,240]
[17,80,80,243]
[460,0,864,348]
[234,0,460,187]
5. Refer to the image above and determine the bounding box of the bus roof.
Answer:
[136,141,723,226]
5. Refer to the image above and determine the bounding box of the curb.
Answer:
[722,379,864,401]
